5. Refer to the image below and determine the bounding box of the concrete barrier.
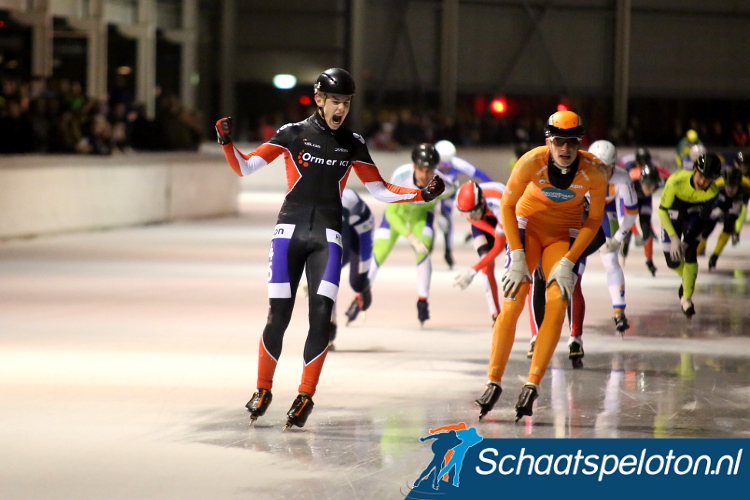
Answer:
[0,151,239,240]
[0,143,679,240]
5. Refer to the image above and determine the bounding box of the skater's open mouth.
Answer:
[332,115,343,125]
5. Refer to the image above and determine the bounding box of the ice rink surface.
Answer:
[2,187,750,499]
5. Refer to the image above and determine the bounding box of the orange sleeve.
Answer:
[565,166,607,262]
[470,219,496,235]
[472,232,506,272]
[500,160,533,251]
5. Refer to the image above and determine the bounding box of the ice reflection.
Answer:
[539,350,750,438]
[184,354,750,468]
[594,357,625,438]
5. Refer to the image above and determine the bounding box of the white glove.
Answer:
[669,240,688,262]
[546,257,576,301]
[407,233,429,255]
[501,249,531,298]
[601,237,620,254]
[710,207,724,220]
[454,268,478,290]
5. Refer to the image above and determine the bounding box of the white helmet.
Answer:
[588,140,617,166]
[689,143,707,162]
[434,140,456,165]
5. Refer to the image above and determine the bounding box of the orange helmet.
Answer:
[544,110,585,138]
[456,181,485,214]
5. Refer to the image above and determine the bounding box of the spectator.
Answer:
[0,98,33,153]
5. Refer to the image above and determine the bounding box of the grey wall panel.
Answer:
[362,1,613,95]
[359,0,440,90]
[631,10,750,98]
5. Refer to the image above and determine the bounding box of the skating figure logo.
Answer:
[406,422,483,498]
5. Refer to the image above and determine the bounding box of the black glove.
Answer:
[421,175,445,202]
[215,117,233,145]
[359,287,372,311]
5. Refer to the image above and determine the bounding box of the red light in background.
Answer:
[489,96,507,116]
[299,95,311,106]
[557,103,569,112]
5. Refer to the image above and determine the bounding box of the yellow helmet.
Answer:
[686,129,699,143]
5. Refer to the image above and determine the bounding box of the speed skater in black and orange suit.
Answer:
[215,68,445,429]
[473,110,608,422]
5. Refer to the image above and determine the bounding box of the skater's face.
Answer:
[546,136,581,168]
[725,184,739,198]
[641,181,657,196]
[466,204,485,222]
[692,170,714,191]
[315,93,352,130]
[413,164,436,188]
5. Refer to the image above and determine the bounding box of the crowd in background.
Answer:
[254,105,750,157]
[3,72,750,156]
[0,75,204,155]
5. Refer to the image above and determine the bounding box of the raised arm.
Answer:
[352,161,444,203]
[215,117,283,177]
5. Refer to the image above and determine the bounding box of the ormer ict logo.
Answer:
[296,150,350,168]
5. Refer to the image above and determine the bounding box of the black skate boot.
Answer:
[285,393,314,429]
[645,259,657,277]
[708,254,718,271]
[444,249,455,269]
[681,297,695,318]
[475,382,502,420]
[527,339,535,359]
[417,298,430,326]
[614,313,630,338]
[246,388,273,424]
[345,297,361,326]
[620,236,630,259]
[568,339,584,369]
[515,384,538,422]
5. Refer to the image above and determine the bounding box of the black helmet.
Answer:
[314,68,356,96]
[723,165,743,188]
[694,153,722,180]
[543,110,585,138]
[635,147,652,167]
[640,164,660,187]
[411,143,440,169]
